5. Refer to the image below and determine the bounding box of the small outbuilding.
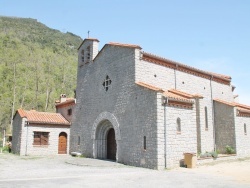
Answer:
[12,109,70,156]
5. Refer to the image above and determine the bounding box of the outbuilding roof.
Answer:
[55,98,75,108]
[16,109,70,125]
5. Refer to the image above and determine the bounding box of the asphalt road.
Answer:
[0,153,249,188]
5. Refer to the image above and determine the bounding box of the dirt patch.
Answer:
[175,158,250,184]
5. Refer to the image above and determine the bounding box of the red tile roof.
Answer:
[108,42,142,49]
[163,91,194,104]
[17,109,70,125]
[213,99,235,107]
[236,107,250,117]
[78,38,100,50]
[55,98,75,108]
[136,82,197,108]
[214,99,250,117]
[136,82,164,92]
[142,52,231,85]
[234,102,250,111]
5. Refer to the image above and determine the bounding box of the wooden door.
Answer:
[58,132,67,154]
[107,128,116,160]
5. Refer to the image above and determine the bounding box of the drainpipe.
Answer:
[163,97,168,168]
[210,76,216,151]
[25,121,29,156]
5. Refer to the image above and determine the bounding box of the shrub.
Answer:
[225,145,235,154]
[200,151,218,158]
[210,151,218,158]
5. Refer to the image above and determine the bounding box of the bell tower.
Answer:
[78,38,99,67]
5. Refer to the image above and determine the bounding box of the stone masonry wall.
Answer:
[235,115,250,156]
[71,45,159,169]
[56,103,75,122]
[136,58,234,154]
[12,114,24,154]
[214,101,236,154]
[20,124,70,156]
[165,105,197,168]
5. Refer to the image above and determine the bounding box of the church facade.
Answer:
[70,38,250,169]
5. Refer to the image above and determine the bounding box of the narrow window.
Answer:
[86,46,90,62]
[177,117,181,133]
[205,107,208,130]
[33,132,49,145]
[67,109,72,116]
[244,123,247,135]
[143,136,146,150]
[81,49,85,62]
[78,136,80,145]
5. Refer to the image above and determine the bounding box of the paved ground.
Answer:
[0,153,249,188]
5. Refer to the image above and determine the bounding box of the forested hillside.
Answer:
[0,16,82,132]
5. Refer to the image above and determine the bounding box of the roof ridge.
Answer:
[108,42,142,49]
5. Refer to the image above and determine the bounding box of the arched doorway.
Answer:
[92,112,121,161]
[107,128,116,160]
[95,120,117,160]
[58,132,67,154]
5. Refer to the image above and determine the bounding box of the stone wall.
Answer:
[71,44,159,169]
[135,58,234,154]
[19,124,70,156]
[165,105,197,168]
[56,102,75,122]
[214,101,236,154]
[12,114,24,154]
[235,115,250,156]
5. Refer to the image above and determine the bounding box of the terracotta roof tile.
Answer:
[142,52,231,85]
[136,82,164,92]
[55,98,75,108]
[163,91,194,104]
[17,109,27,118]
[78,38,100,50]
[136,82,195,106]
[214,99,250,116]
[168,89,203,99]
[233,102,250,111]
[17,109,70,125]
[108,42,142,49]
[213,99,235,107]
[237,107,250,114]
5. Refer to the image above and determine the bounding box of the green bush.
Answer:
[225,145,235,154]
[1,145,9,152]
[200,151,218,158]
[210,151,218,158]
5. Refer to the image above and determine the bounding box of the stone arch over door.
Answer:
[92,112,121,161]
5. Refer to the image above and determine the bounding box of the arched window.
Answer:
[205,107,208,130]
[177,117,181,133]
[244,123,247,135]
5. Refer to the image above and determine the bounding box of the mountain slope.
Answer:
[0,16,82,132]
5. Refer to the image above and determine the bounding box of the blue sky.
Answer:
[1,0,250,104]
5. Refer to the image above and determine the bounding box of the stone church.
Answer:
[70,38,250,169]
